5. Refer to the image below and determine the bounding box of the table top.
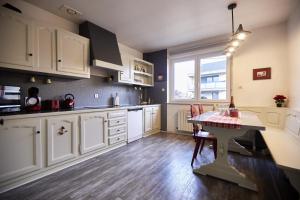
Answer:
[188,111,266,131]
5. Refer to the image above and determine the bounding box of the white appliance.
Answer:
[127,108,143,143]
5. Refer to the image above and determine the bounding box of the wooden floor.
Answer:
[0,133,298,200]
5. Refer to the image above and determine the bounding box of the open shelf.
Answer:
[133,70,153,77]
[132,58,154,87]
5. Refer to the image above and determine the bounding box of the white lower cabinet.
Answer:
[0,118,42,182]
[47,116,78,166]
[144,105,161,135]
[80,112,108,154]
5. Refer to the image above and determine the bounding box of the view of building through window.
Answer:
[172,55,227,101]
[200,55,227,100]
[173,60,195,99]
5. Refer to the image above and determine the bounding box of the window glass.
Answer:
[200,55,227,100]
[173,60,195,99]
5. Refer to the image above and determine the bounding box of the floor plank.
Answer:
[0,133,298,200]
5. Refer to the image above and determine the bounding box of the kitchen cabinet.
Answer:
[57,29,90,76]
[144,105,161,135]
[0,8,90,78]
[107,110,127,145]
[34,25,56,73]
[47,115,78,166]
[80,112,108,154]
[0,8,34,70]
[132,58,154,87]
[0,118,42,182]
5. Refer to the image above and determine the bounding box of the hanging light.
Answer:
[224,3,251,57]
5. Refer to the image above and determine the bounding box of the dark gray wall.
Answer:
[0,69,140,107]
[143,50,168,131]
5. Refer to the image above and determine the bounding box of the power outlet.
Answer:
[94,93,99,99]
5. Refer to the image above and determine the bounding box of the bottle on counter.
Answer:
[114,93,120,107]
[229,96,235,109]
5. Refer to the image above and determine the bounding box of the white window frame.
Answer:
[169,49,231,104]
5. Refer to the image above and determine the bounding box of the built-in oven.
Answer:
[0,86,21,113]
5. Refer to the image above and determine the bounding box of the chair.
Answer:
[191,104,217,166]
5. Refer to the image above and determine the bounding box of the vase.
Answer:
[276,103,283,107]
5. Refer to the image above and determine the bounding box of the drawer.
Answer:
[152,107,159,112]
[109,134,126,145]
[108,126,127,136]
[109,117,126,127]
[108,110,126,119]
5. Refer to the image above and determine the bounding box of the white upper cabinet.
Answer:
[80,112,108,154]
[0,118,42,182]
[0,8,90,78]
[34,25,56,73]
[0,9,34,70]
[57,30,90,76]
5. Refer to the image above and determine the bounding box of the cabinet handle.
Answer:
[0,119,3,125]
[116,121,120,123]
[36,131,40,134]
[117,129,120,132]
[28,53,33,56]
[104,120,108,123]
[58,59,62,62]
[61,126,65,129]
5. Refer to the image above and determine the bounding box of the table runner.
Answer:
[201,114,241,129]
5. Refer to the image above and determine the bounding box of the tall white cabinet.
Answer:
[0,9,34,70]
[0,118,42,182]
[80,112,108,154]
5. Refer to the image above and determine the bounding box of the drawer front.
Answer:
[108,110,126,119]
[108,117,126,127]
[109,134,126,145]
[152,106,159,112]
[108,126,127,136]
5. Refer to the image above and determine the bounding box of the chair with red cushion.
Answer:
[190,104,217,166]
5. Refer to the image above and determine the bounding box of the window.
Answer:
[173,59,195,100]
[170,53,229,102]
[200,55,227,100]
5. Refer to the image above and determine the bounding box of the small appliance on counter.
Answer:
[63,93,75,109]
[42,99,60,111]
[25,87,41,111]
[0,85,21,113]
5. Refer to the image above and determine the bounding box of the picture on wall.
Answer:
[253,67,271,80]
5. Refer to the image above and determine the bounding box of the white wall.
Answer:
[232,23,288,107]
[287,2,300,111]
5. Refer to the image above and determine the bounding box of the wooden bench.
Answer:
[260,109,300,195]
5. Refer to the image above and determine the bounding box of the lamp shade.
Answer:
[233,24,251,40]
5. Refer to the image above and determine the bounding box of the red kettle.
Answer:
[64,93,75,109]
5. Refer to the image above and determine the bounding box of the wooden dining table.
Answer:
[187,111,265,191]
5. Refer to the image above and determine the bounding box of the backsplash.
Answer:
[0,70,140,107]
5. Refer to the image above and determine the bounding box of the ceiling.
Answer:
[25,0,297,52]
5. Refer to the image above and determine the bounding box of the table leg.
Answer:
[193,126,258,191]
[228,139,253,156]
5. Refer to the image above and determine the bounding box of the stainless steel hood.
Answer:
[79,21,124,71]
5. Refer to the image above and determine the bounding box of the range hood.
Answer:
[79,21,123,71]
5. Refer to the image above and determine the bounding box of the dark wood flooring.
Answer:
[0,133,298,200]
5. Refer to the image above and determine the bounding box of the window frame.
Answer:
[169,50,231,104]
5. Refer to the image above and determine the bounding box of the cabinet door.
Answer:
[34,25,56,73]
[0,9,34,69]
[47,116,78,166]
[152,107,161,130]
[119,53,132,82]
[56,30,89,75]
[144,107,153,133]
[0,118,42,182]
[80,112,108,154]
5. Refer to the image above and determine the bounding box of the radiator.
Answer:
[177,110,193,132]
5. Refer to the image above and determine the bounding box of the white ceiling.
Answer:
[25,0,297,52]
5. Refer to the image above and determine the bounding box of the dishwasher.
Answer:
[127,107,143,143]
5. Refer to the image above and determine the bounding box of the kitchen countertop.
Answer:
[0,104,161,119]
